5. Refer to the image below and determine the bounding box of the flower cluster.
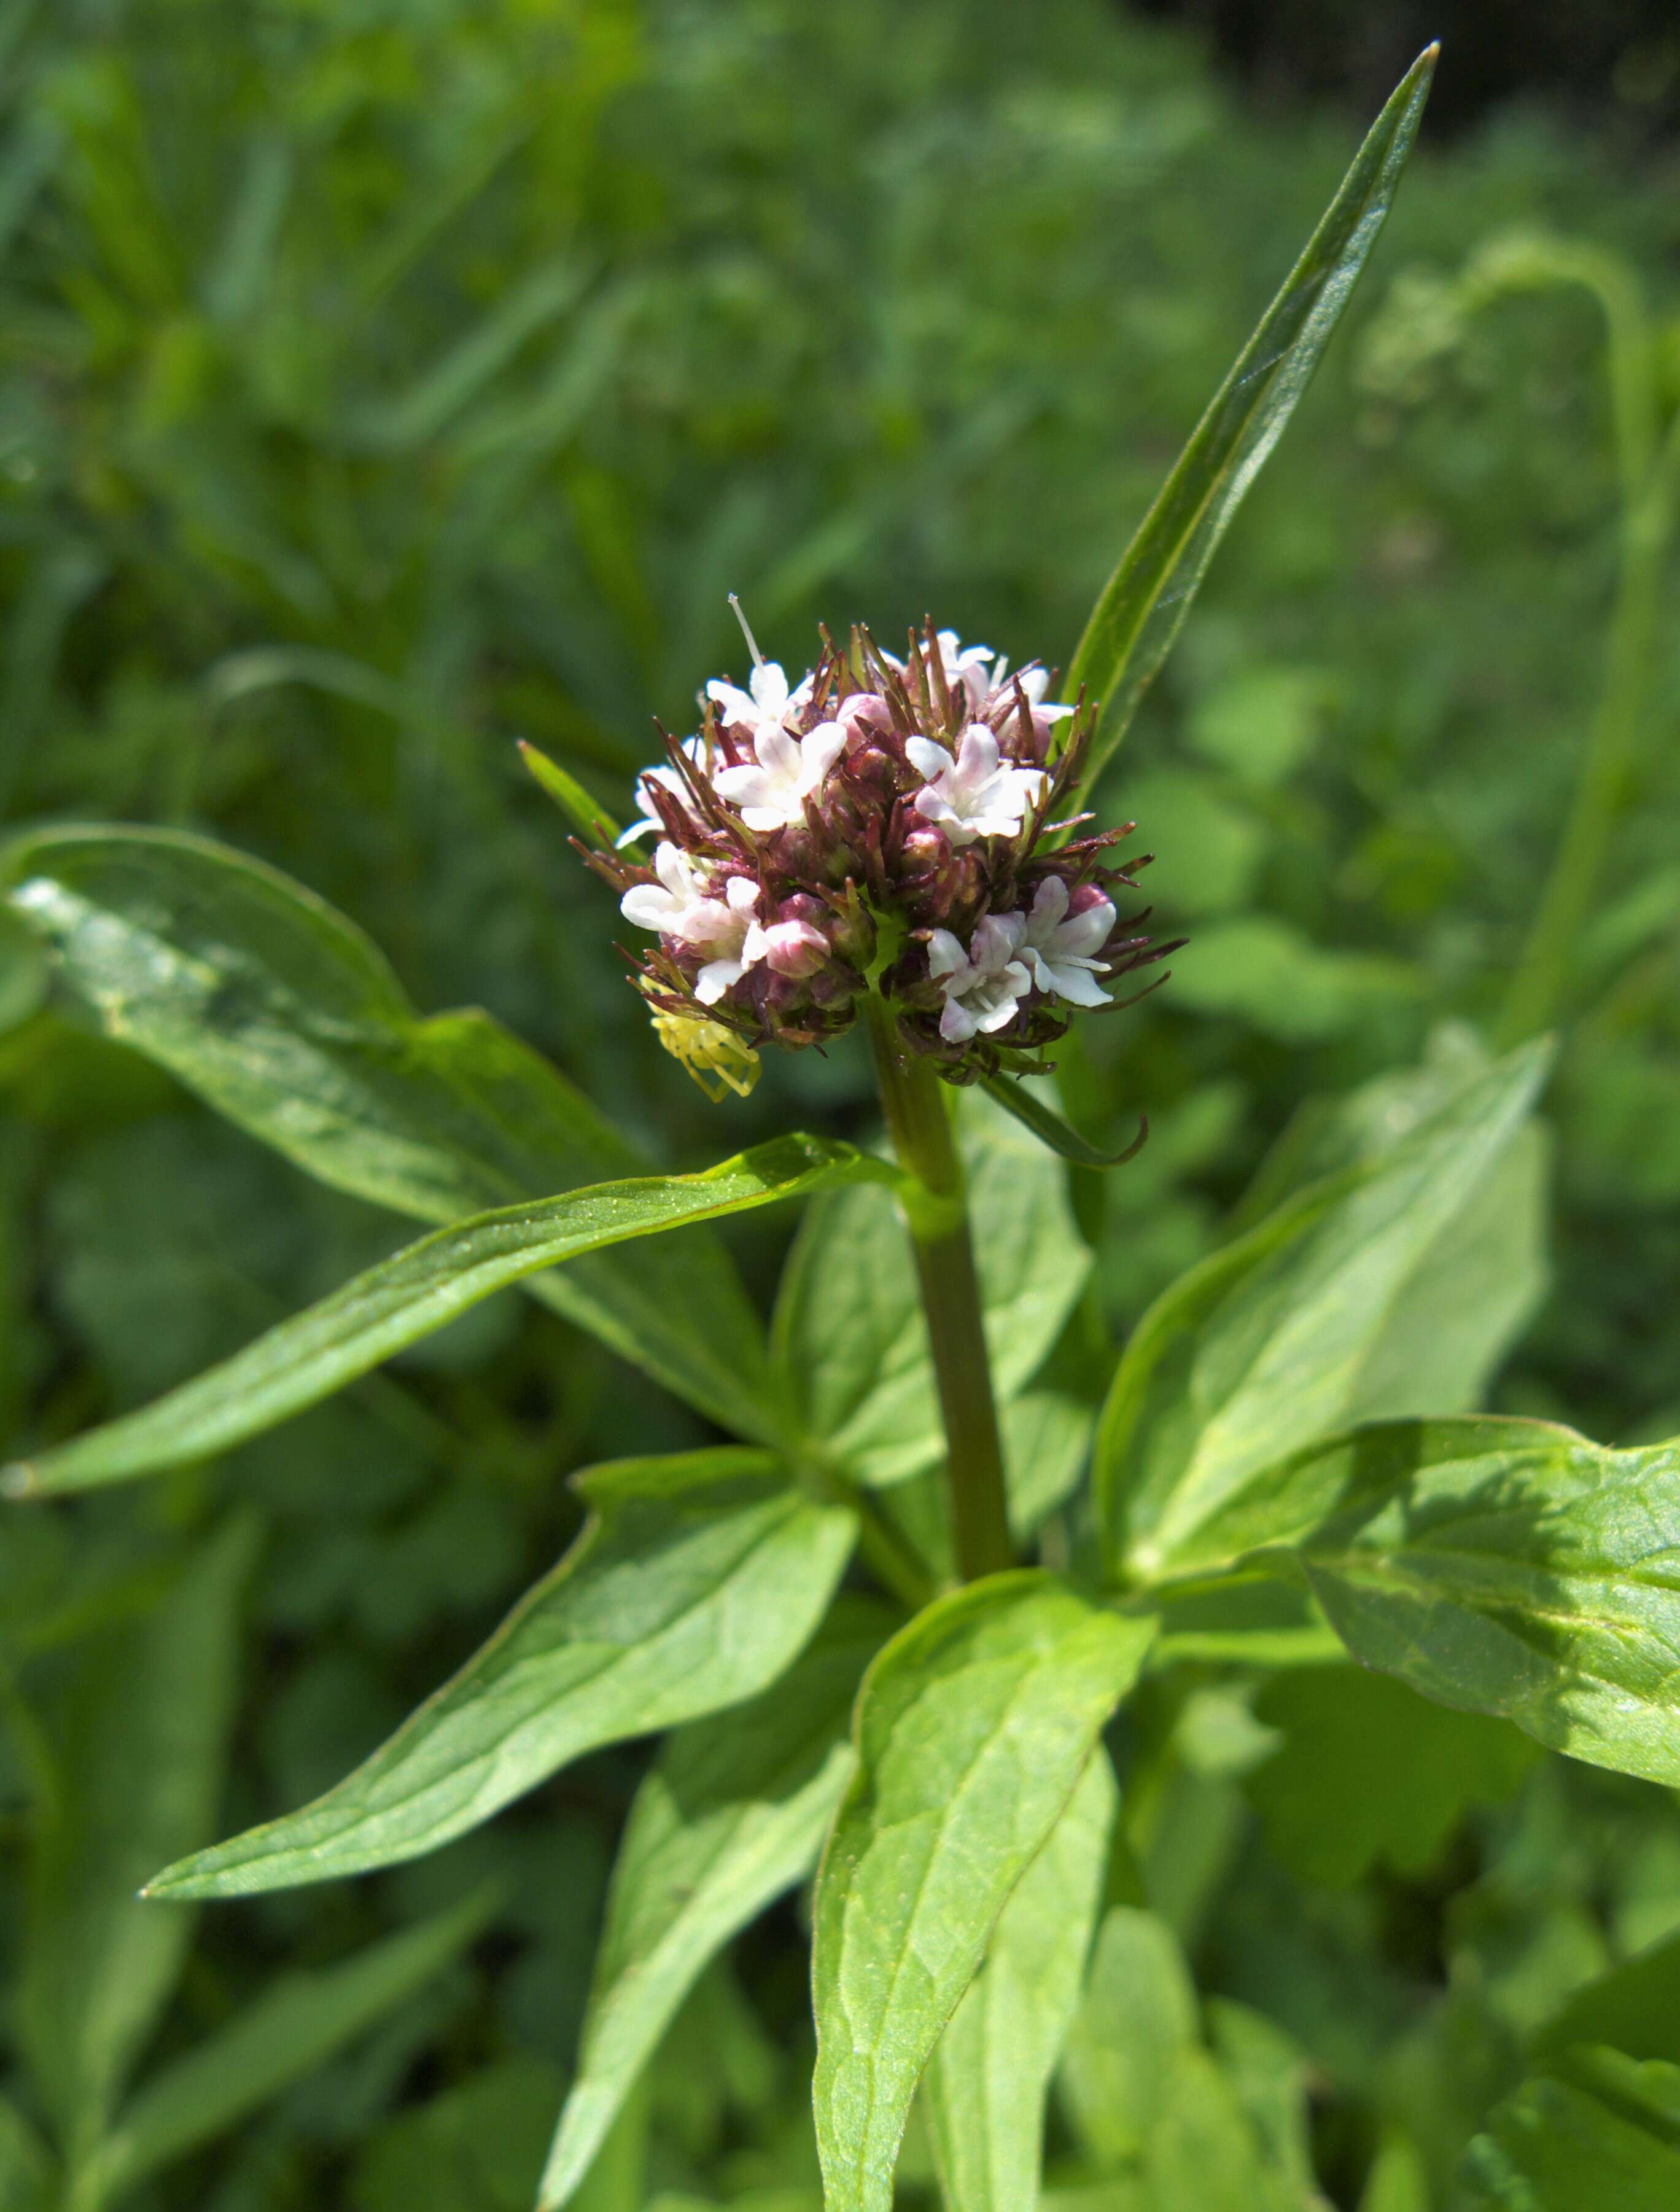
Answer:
[582,618,1171,1096]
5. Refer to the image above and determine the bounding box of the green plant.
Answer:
[8,42,1680,2212]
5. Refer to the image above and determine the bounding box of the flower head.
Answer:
[576,613,1174,1093]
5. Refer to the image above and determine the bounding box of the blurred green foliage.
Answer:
[2,0,1679,2205]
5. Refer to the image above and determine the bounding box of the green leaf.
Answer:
[147,1451,857,1898]
[1180,1416,1680,1788]
[1059,1907,1198,2169]
[1243,1666,1540,1888]
[1531,1926,1680,2070]
[0,826,784,1443]
[352,2057,565,2212]
[1463,2063,1680,2211]
[7,1135,894,1498]
[1235,1025,1551,1423]
[922,1751,1116,2212]
[518,740,623,847]
[93,1889,495,2200]
[18,1516,258,2151]
[811,1573,1154,2212]
[1064,45,1437,795]
[776,1091,1092,1488]
[538,1600,892,2210]
[979,1077,1146,1172]
[0,2099,53,2212]
[1097,1039,1550,1579]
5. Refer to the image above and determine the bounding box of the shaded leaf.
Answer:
[1065,46,1437,793]
[148,1452,857,1896]
[538,1602,891,2210]
[923,1751,1116,2212]
[1059,1907,1198,2169]
[1097,1040,1550,1578]
[979,1077,1146,1171]
[96,1889,496,2199]
[776,1091,1091,1488]
[1,827,785,1441]
[18,1516,258,2149]
[1463,2063,1680,2211]
[1245,1667,1539,1888]
[1180,1417,1680,1787]
[812,1573,1153,2212]
[8,1135,893,1497]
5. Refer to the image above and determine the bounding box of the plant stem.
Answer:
[866,999,1014,1583]
[1495,257,1680,1048]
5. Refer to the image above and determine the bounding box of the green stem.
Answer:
[866,999,1014,1583]
[1495,258,1680,1048]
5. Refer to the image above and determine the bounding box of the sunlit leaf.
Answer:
[0,827,788,1443]
[7,1134,894,1497]
[1065,45,1437,795]
[922,1751,1116,2212]
[1097,1039,1550,1578]
[147,1452,857,1897]
[812,1574,1153,2212]
[538,1602,890,2209]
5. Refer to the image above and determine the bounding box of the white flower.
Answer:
[616,737,708,849]
[927,913,1032,1044]
[705,660,813,738]
[1017,665,1076,726]
[620,846,764,1003]
[713,719,848,830]
[907,724,1046,846]
[1019,876,1114,1007]
[883,631,996,711]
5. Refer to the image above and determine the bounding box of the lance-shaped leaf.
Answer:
[5,1136,895,1498]
[147,1451,857,1898]
[1175,1417,1680,1789]
[0,826,785,1443]
[538,1600,892,2210]
[18,1516,259,2152]
[776,1090,1091,1489]
[1064,45,1436,798]
[811,1574,1154,2212]
[1097,1040,1549,1579]
[93,1889,495,2202]
[980,1076,1146,1172]
[922,1750,1116,2212]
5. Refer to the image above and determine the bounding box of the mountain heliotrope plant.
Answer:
[11,47,1680,2212]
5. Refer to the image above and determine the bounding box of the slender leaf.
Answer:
[1463,2061,1680,2210]
[95,1889,496,2200]
[1065,45,1437,795]
[1059,1907,1198,2169]
[539,1602,892,2209]
[1179,1416,1680,1788]
[18,1517,259,2151]
[979,1077,1146,1171]
[147,1452,857,1898]
[6,1135,894,1498]
[0,826,787,1442]
[922,1751,1116,2212]
[776,1090,1092,1488]
[1097,1040,1550,1579]
[811,1573,1154,2212]
[518,741,623,847]
[0,2098,53,2212]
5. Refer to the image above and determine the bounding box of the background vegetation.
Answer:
[1,1,1678,2205]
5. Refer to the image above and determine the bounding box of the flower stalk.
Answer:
[865,996,1015,1583]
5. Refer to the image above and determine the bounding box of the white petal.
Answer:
[926,929,969,981]
[913,789,978,846]
[953,724,1001,789]
[725,875,760,914]
[803,721,849,784]
[620,884,675,932]
[750,663,791,717]
[706,679,757,725]
[1054,897,1116,960]
[1043,961,1111,1008]
[694,957,745,1004]
[939,995,978,1043]
[904,736,955,783]
[971,912,1026,970]
[1029,876,1070,930]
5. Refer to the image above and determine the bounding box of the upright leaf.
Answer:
[1463,2060,1680,2211]
[538,1601,892,2210]
[1059,1908,1199,2170]
[1097,1040,1550,1578]
[7,1136,893,1497]
[1065,46,1437,795]
[1178,1417,1680,1788]
[811,1574,1153,2212]
[922,1751,1116,2212]
[148,1452,857,1898]
[18,1517,258,2157]
[1,827,784,1442]
[93,1889,495,2202]
[776,1091,1092,1488]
